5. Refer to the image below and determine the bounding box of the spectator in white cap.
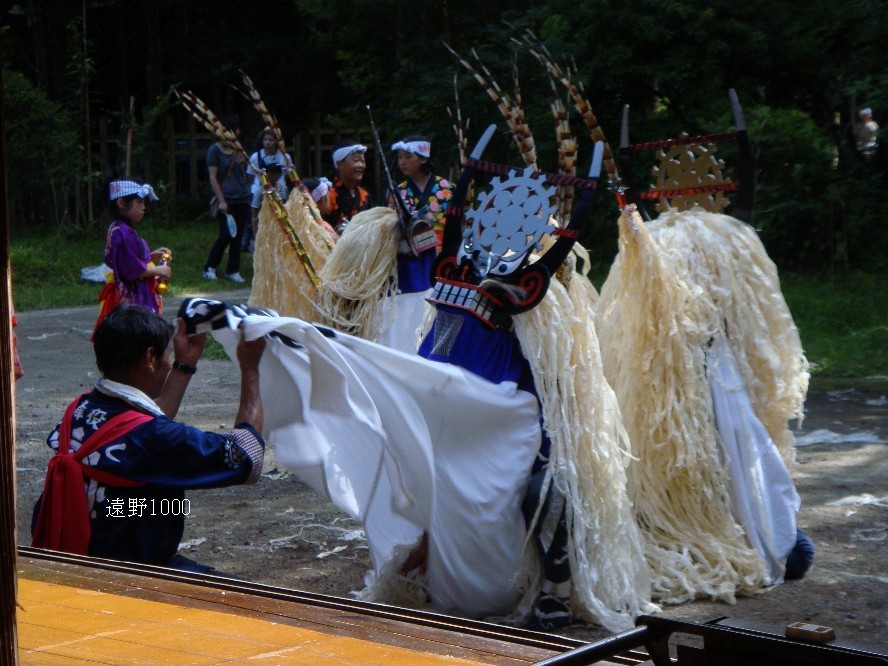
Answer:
[301,176,339,242]
[854,107,878,158]
[322,138,372,235]
[390,134,452,247]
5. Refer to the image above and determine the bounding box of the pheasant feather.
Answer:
[444,42,537,169]
[446,75,469,168]
[523,34,619,184]
[175,89,250,163]
[237,73,289,163]
[176,88,319,284]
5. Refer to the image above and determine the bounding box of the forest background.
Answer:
[1,0,886,377]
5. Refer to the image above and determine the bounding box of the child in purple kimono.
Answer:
[96,179,171,329]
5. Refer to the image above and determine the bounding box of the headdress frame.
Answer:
[433,123,605,315]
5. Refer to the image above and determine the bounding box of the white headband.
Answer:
[310,177,332,202]
[109,180,158,201]
[391,140,431,158]
[332,144,367,167]
[859,107,873,117]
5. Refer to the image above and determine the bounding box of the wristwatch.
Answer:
[172,360,197,375]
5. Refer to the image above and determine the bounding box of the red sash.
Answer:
[31,395,154,554]
[92,274,162,340]
[92,279,121,340]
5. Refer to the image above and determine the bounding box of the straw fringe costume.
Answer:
[248,187,335,319]
[315,129,441,353]
[511,261,655,629]
[409,127,651,630]
[597,206,809,602]
[177,126,654,631]
[643,209,808,468]
[174,87,330,318]
[251,199,430,352]
[313,207,405,344]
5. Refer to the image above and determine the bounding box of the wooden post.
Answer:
[125,96,134,177]
[189,116,199,199]
[167,114,176,199]
[312,114,322,176]
[0,67,20,666]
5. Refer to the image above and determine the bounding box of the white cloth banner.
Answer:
[707,334,800,583]
[188,300,541,617]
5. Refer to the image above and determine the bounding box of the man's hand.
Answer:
[173,318,207,368]
[157,319,205,420]
[236,329,265,371]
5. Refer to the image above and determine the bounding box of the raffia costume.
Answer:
[248,186,334,319]
[596,109,810,603]
[312,133,441,353]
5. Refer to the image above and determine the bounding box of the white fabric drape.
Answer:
[707,334,800,583]
[204,306,541,617]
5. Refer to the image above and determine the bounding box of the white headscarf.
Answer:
[391,140,431,158]
[310,177,333,203]
[332,143,368,168]
[109,180,159,201]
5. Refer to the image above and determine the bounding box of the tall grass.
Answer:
[10,215,887,380]
[780,272,888,380]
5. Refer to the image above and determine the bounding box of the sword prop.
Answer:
[364,105,420,255]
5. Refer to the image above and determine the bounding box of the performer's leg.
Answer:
[523,467,572,630]
[785,528,815,580]
[531,506,572,630]
[400,532,429,576]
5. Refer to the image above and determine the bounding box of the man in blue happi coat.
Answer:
[32,304,265,571]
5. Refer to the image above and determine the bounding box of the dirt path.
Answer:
[13,292,888,651]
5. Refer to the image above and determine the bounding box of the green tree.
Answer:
[1,68,79,230]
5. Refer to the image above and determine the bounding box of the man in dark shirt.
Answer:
[32,304,265,570]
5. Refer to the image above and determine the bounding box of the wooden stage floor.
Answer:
[16,549,645,665]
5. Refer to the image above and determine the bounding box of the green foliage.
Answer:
[747,105,837,269]
[780,272,888,378]
[4,0,888,272]
[11,210,886,379]
[2,68,81,227]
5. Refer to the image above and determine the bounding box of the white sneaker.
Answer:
[203,267,216,280]
[226,272,245,284]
